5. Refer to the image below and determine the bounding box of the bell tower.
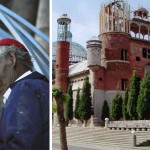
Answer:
[55,14,70,92]
[99,0,131,91]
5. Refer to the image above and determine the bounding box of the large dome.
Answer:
[52,41,87,64]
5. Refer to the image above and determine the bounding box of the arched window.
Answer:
[121,49,127,61]
[143,48,150,58]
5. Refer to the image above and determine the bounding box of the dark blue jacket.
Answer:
[0,72,49,150]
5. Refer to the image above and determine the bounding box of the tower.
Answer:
[55,14,70,92]
[87,37,102,71]
[86,37,103,126]
[99,0,130,34]
[57,14,72,42]
[99,0,130,91]
[131,7,149,40]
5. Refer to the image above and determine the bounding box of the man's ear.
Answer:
[7,51,17,68]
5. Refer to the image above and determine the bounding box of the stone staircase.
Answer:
[52,126,150,150]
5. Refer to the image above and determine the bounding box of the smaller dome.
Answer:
[86,36,102,47]
[134,7,149,19]
[60,14,70,19]
[135,7,148,13]
[57,14,71,25]
[88,36,99,41]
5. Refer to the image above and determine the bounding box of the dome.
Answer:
[135,7,148,13]
[52,41,87,64]
[86,36,102,46]
[88,36,99,41]
[134,7,149,19]
[57,14,71,25]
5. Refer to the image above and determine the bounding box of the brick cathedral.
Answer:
[54,0,150,125]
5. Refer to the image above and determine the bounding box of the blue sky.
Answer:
[52,0,150,48]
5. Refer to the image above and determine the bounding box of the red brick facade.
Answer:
[92,32,150,91]
[55,41,70,92]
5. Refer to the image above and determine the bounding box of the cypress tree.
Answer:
[127,70,139,119]
[111,95,122,120]
[74,88,80,120]
[101,100,109,121]
[65,84,73,123]
[78,76,93,126]
[122,89,129,120]
[137,72,150,119]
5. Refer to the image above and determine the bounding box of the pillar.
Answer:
[148,29,150,41]
[139,26,141,39]
[55,41,70,93]
[35,0,49,53]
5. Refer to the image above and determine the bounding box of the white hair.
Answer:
[0,45,33,71]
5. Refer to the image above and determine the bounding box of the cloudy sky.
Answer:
[52,0,150,48]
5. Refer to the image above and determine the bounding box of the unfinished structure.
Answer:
[54,0,150,126]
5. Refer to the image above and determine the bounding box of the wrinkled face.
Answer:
[0,59,10,94]
[0,50,17,95]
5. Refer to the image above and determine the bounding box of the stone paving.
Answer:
[52,126,150,150]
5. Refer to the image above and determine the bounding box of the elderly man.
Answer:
[0,38,49,150]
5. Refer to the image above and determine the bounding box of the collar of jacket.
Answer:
[10,71,49,90]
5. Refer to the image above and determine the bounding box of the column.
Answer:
[148,29,150,41]
[35,0,49,53]
[111,4,113,31]
[103,5,105,33]
[129,5,131,34]
[139,26,141,39]
[108,6,110,31]
[100,11,102,34]
[123,3,125,32]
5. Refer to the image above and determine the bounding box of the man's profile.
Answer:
[0,38,49,150]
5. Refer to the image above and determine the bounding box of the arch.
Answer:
[130,31,135,38]
[136,33,143,39]
[144,35,149,41]
[130,22,139,34]
[140,25,148,37]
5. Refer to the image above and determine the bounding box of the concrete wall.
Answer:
[35,0,49,53]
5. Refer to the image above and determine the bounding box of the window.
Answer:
[148,50,150,58]
[121,49,127,61]
[136,57,140,61]
[121,79,127,90]
[143,48,147,58]
[99,77,102,81]
[143,48,150,58]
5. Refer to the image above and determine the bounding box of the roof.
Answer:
[69,60,89,77]
[52,41,87,64]
[135,7,148,13]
